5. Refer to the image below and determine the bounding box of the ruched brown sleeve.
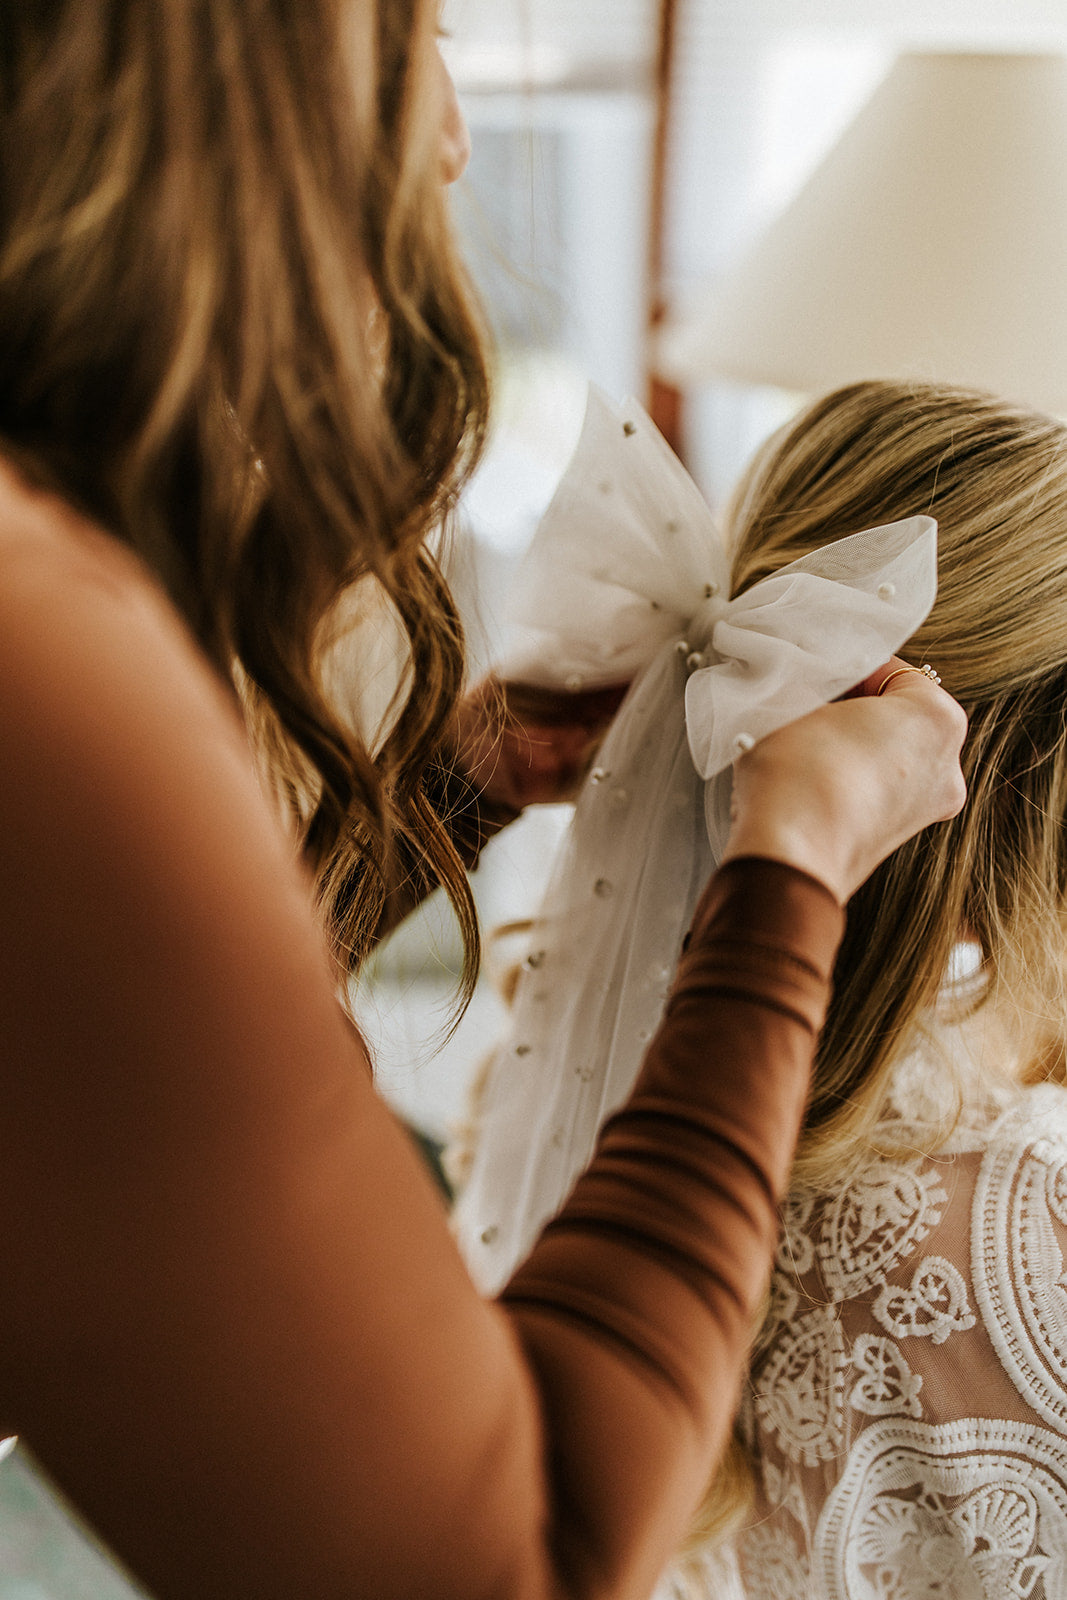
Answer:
[502,860,842,1597]
[0,488,843,1600]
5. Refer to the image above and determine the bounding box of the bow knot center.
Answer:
[687,590,729,654]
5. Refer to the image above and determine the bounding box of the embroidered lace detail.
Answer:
[762,1456,811,1534]
[767,1274,799,1329]
[817,1160,948,1301]
[886,1038,963,1130]
[815,1418,1067,1599]
[726,1080,1067,1599]
[849,1334,923,1420]
[673,1055,1067,1600]
[777,1191,817,1278]
[740,1526,813,1600]
[754,1305,847,1466]
[872,1256,976,1345]
[971,1089,1067,1434]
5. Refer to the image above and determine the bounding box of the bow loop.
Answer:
[499,388,937,757]
[500,388,731,688]
[686,538,937,780]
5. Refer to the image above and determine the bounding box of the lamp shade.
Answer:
[657,53,1067,413]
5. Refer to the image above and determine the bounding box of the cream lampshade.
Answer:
[656,52,1067,413]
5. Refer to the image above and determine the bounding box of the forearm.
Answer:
[499,858,842,1598]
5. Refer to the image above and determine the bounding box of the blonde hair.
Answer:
[0,0,490,990]
[681,379,1067,1561]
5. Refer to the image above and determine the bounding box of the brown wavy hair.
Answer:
[0,0,490,986]
[677,379,1067,1570]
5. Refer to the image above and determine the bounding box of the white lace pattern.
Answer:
[666,1049,1067,1600]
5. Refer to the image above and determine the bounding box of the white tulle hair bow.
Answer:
[452,385,937,1293]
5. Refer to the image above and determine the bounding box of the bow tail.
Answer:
[454,642,714,1291]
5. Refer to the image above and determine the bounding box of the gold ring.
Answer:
[876,663,941,696]
[876,666,922,696]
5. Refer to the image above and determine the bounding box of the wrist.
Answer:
[720,819,849,906]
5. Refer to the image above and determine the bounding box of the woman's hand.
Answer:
[452,676,630,812]
[721,658,968,904]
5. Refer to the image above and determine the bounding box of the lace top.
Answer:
[666,1023,1067,1600]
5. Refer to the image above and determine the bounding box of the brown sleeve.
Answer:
[0,511,842,1600]
[501,859,841,1597]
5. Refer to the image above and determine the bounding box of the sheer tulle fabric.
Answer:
[453,387,937,1291]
